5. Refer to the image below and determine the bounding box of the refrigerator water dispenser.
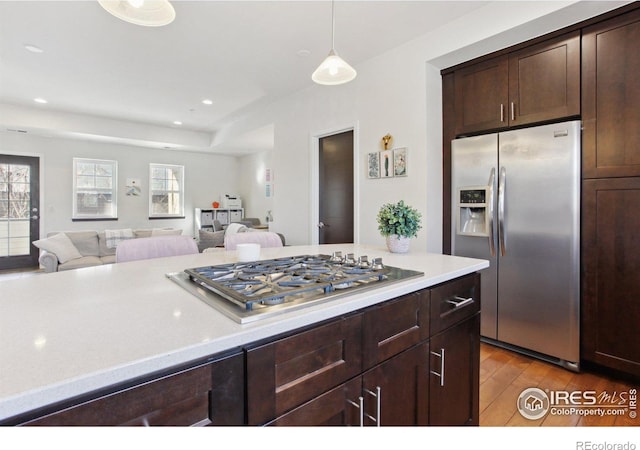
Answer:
[457,187,490,237]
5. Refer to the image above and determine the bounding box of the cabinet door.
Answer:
[429,314,480,426]
[21,352,244,426]
[582,178,640,376]
[362,289,429,370]
[454,56,509,135]
[268,378,363,426]
[582,9,640,178]
[246,314,362,425]
[508,31,580,127]
[362,342,429,426]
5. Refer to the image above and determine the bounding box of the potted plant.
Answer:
[377,200,422,253]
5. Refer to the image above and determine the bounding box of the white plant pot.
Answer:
[386,235,410,253]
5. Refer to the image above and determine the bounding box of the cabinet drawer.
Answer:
[267,378,363,426]
[362,290,429,370]
[246,314,362,425]
[21,352,246,426]
[430,273,480,335]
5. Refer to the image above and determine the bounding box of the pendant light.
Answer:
[98,0,175,27]
[312,0,357,85]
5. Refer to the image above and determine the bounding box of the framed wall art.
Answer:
[380,150,393,178]
[393,147,408,177]
[367,152,380,178]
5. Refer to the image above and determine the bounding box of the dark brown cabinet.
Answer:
[251,273,480,426]
[443,3,640,380]
[245,314,362,425]
[17,351,245,426]
[361,342,429,426]
[428,273,480,425]
[454,31,580,135]
[582,178,640,377]
[429,315,480,425]
[271,343,430,427]
[580,7,640,378]
[582,8,640,179]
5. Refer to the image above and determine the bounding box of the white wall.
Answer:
[229,1,628,252]
[238,150,274,224]
[3,2,628,250]
[1,132,239,238]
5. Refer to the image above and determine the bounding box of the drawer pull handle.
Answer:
[445,296,474,309]
[364,386,381,426]
[430,349,446,386]
[347,396,364,427]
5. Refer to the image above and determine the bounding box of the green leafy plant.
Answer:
[377,200,422,238]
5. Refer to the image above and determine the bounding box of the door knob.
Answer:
[31,215,39,220]
[318,222,325,228]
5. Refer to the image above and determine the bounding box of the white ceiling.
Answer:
[0,0,492,151]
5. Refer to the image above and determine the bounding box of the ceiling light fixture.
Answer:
[202,99,213,105]
[34,98,48,104]
[311,0,356,86]
[98,0,175,27]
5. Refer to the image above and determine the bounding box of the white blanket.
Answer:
[105,228,134,249]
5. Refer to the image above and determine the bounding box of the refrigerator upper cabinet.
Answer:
[451,134,498,339]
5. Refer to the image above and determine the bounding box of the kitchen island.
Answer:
[0,243,488,425]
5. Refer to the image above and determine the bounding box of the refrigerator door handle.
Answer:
[487,168,496,257]
[498,166,507,256]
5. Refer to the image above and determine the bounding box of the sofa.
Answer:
[34,228,182,273]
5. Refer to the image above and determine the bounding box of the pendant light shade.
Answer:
[98,0,175,27]
[312,49,357,85]
[312,0,356,85]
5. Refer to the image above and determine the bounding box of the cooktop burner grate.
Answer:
[185,254,389,311]
[167,252,424,323]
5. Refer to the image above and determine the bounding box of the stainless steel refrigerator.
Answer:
[451,120,580,371]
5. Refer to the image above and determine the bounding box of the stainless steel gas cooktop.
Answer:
[167,252,423,323]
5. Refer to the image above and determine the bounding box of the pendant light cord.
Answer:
[331,0,335,50]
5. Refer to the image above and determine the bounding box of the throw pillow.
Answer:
[198,229,225,248]
[33,233,83,263]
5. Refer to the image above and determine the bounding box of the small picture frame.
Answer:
[380,150,393,178]
[393,147,408,177]
[367,152,380,178]
[125,178,141,196]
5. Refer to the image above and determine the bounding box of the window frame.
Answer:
[72,158,118,221]
[148,163,185,219]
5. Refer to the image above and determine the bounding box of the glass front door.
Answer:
[0,155,40,269]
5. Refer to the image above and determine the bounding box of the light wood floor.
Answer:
[480,342,638,426]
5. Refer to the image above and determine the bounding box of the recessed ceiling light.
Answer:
[202,99,213,105]
[24,44,44,53]
[173,121,182,126]
[34,98,48,104]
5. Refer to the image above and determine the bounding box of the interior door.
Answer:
[318,130,354,244]
[0,154,40,269]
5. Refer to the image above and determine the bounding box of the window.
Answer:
[72,158,117,220]
[149,164,184,218]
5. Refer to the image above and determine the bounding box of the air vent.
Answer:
[6,128,27,133]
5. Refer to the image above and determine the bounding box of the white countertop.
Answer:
[0,243,488,422]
